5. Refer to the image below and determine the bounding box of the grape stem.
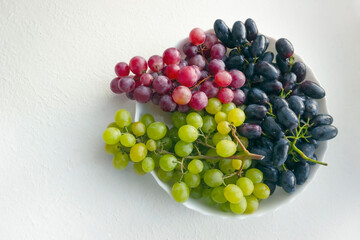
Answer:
[222,159,246,181]
[196,139,215,149]
[190,75,213,90]
[199,45,209,65]
[291,141,327,166]
[230,127,264,160]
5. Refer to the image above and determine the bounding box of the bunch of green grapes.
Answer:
[103,102,269,215]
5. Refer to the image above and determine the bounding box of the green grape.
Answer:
[231,159,242,170]
[200,161,210,177]
[253,183,270,199]
[204,169,224,187]
[103,127,121,144]
[221,102,236,114]
[146,139,157,151]
[178,125,198,143]
[156,137,173,151]
[224,184,243,203]
[201,115,216,133]
[148,152,160,168]
[133,162,146,175]
[230,197,247,214]
[172,182,190,203]
[174,140,193,157]
[187,159,204,174]
[236,177,254,196]
[243,159,252,169]
[147,122,167,140]
[216,140,237,157]
[245,168,263,184]
[172,170,183,182]
[157,169,173,182]
[212,132,231,145]
[131,122,146,137]
[104,143,121,155]
[120,133,136,147]
[219,159,235,174]
[211,186,227,203]
[215,111,227,124]
[185,112,203,129]
[168,127,180,143]
[202,188,217,206]
[205,148,220,165]
[141,157,155,173]
[172,111,187,128]
[190,185,203,199]
[112,151,129,170]
[227,108,245,127]
[159,154,178,172]
[107,122,120,129]
[219,202,231,212]
[140,113,154,127]
[224,174,239,185]
[129,143,147,162]
[198,109,206,116]
[205,98,222,115]
[183,172,200,188]
[217,121,231,135]
[115,109,132,128]
[244,195,259,214]
[237,136,249,149]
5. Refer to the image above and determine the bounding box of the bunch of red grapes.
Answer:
[110,28,246,112]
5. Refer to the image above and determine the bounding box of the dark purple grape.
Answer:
[300,81,326,99]
[126,91,135,100]
[232,21,247,46]
[244,104,267,120]
[264,37,269,51]
[303,99,319,120]
[251,146,272,165]
[250,35,266,57]
[281,72,297,92]
[118,76,135,93]
[260,80,282,94]
[279,170,296,193]
[244,119,263,125]
[291,85,304,97]
[242,46,251,58]
[232,89,246,105]
[200,80,219,98]
[263,180,276,195]
[225,55,244,70]
[275,38,294,59]
[262,116,284,140]
[291,62,306,82]
[308,138,319,149]
[247,88,269,105]
[294,162,310,185]
[310,114,333,128]
[133,86,152,103]
[229,49,240,57]
[189,54,206,70]
[285,155,296,171]
[211,43,226,60]
[183,42,198,57]
[245,18,258,41]
[159,94,177,112]
[244,62,255,79]
[213,19,234,48]
[238,123,262,139]
[256,165,279,183]
[310,125,338,141]
[272,138,290,167]
[287,95,305,116]
[151,92,161,105]
[270,96,289,113]
[254,61,280,80]
[259,52,274,63]
[208,59,225,75]
[276,54,291,73]
[296,141,315,163]
[277,106,299,130]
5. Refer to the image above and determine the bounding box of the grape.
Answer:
[129,143,147,162]
[254,61,280,80]
[221,102,236,115]
[230,197,247,214]
[104,143,121,155]
[110,78,123,94]
[172,182,190,203]
[227,108,245,127]
[310,125,338,141]
[259,52,274,63]
[186,112,203,128]
[275,38,294,59]
[129,56,147,75]
[214,19,234,48]
[205,98,222,115]
[112,152,129,170]
[287,95,305,116]
[211,43,226,60]
[219,159,235,174]
[310,114,333,128]
[157,169,173,182]
[183,42,198,57]
[146,139,157,151]
[163,47,181,65]
[224,175,239,186]
[229,70,246,88]
[103,127,121,144]
[200,80,219,98]
[177,104,190,113]
[178,125,198,143]
[250,35,266,57]
[151,93,161,105]
[231,159,242,170]
[253,183,270,199]
[291,62,306,82]
[277,106,298,130]
[236,177,254,196]
[245,168,263,184]
[211,186,227,203]
[294,162,310,185]
[204,169,224,187]
[133,162,146,175]
[174,140,193,157]
[270,96,289,113]
[212,132,231,145]
[189,54,206,70]
[263,180,276,195]
[189,28,206,46]
[172,111,187,128]
[224,184,243,203]
[159,94,177,112]
[238,123,262,139]
[114,110,131,128]
[120,133,136,147]
[218,88,234,104]
[115,62,130,77]
[140,73,153,86]
[208,59,225,75]
[183,172,200,188]
[133,86,152,103]
[131,122,145,137]
[140,113,154,127]
[296,142,315,163]
[190,185,203,199]
[141,157,155,173]
[216,140,236,157]
[279,170,296,193]
[118,76,135,93]
[147,122,167,140]
[233,89,246,106]
[215,111,227,123]
[244,104,267,120]
[152,75,172,94]
[300,81,326,99]
[231,21,247,47]
[215,70,232,87]
[188,159,204,174]
[225,54,245,70]
[243,159,252,169]
[255,165,279,183]
[178,66,199,87]
[148,55,164,72]
[159,154,178,172]
[245,18,258,41]
[217,121,231,135]
[165,64,180,80]
[203,188,217,206]
[201,115,216,133]
[189,91,208,111]
[203,33,218,49]
[260,80,282,94]
[244,195,259,214]
[281,72,297,92]
[303,99,319,119]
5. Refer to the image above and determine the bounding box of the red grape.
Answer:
[211,43,226,60]
[178,66,199,87]
[218,88,234,103]
[208,59,225,75]
[114,62,130,77]
[148,55,164,72]
[129,56,147,75]
[118,76,135,93]
[140,73,154,86]
[159,94,177,112]
[200,80,219,98]
[230,70,246,88]
[134,86,152,103]
[233,89,246,105]
[215,70,232,87]
[163,48,181,65]
[179,59,188,68]
[110,77,123,94]
[189,28,206,46]
[172,86,192,105]
[183,42,198,57]
[203,33,218,49]
[189,91,208,111]
[152,76,172,94]
[189,54,206,70]
[165,64,180,80]
[134,80,142,88]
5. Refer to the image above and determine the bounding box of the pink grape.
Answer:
[159,94,177,112]
[208,59,225,75]
[203,33,218,49]
[211,43,226,60]
[163,48,181,65]
[134,80,142,88]
[152,92,161,105]
[140,73,154,86]
[179,59,188,68]
[114,62,130,77]
[148,55,164,72]
[134,86,152,103]
[230,70,246,88]
[165,64,180,80]
[172,86,192,105]
[129,56,147,75]
[215,70,232,87]
[189,54,206,70]
[183,42,198,57]
[177,104,190,113]
[193,66,202,79]
[218,88,234,103]
[110,77,123,94]
[200,80,219,98]
[152,76,172,94]
[189,28,206,46]
[189,91,208,111]
[178,66,199,87]
[118,76,135,93]
[233,89,246,105]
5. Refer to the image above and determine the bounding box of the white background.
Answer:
[1,0,359,239]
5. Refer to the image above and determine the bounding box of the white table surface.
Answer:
[1,0,359,239]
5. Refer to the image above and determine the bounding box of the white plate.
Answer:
[134,33,328,219]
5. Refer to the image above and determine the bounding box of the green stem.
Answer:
[196,139,215,149]
[292,143,327,166]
